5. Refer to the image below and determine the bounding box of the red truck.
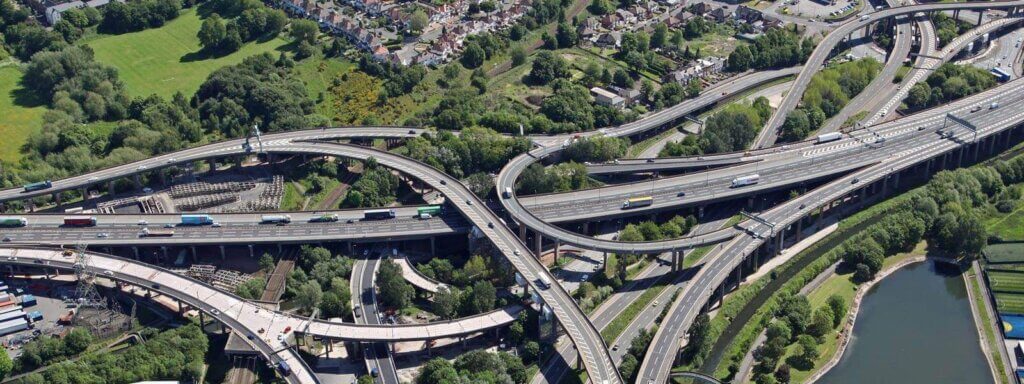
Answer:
[63,216,97,227]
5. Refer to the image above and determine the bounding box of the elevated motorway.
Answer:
[498,77,1024,255]
[0,141,623,381]
[637,78,1024,384]
[583,156,759,175]
[0,208,469,246]
[756,0,1024,148]
[0,127,425,203]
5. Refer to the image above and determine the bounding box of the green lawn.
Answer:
[83,8,290,99]
[988,271,1024,294]
[994,293,1024,315]
[985,243,1024,264]
[0,65,47,163]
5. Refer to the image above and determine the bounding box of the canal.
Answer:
[817,261,992,383]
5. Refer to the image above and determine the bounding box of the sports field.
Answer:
[0,65,46,163]
[988,271,1024,293]
[984,243,1024,264]
[995,292,1024,315]
[83,8,290,99]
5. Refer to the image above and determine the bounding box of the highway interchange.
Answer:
[3,2,1024,383]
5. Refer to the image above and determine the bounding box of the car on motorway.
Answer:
[151,283,160,289]
[408,129,416,135]
[211,309,220,315]
[138,220,147,225]
[88,176,98,181]
[799,203,806,209]
[612,344,619,351]
[164,223,175,228]
[103,270,114,276]
[347,218,355,223]
[137,165,147,171]
[851,178,860,184]
[488,222,494,228]
[971,105,983,113]
[2,237,10,243]
[371,367,380,378]
[211,222,222,228]
[166,158,176,164]
[97,233,109,238]
[466,200,473,205]
[992,102,1000,109]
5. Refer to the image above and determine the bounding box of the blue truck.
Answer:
[22,181,52,192]
[180,214,214,226]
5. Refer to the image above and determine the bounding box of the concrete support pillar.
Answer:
[277,243,283,255]
[133,174,142,188]
[776,232,784,255]
[53,192,62,208]
[893,172,900,189]
[747,196,755,210]
[553,240,560,260]
[108,181,115,196]
[220,245,226,260]
[991,135,998,154]
[235,156,243,168]
[177,300,183,314]
[190,246,197,261]
[426,339,432,357]
[161,246,168,261]
[581,222,590,235]
[518,223,526,241]
[347,242,354,255]
[603,252,609,266]
[698,205,705,219]
[430,237,436,257]
[924,158,931,175]
[133,247,139,260]
[208,158,217,172]
[958,146,965,167]
[248,244,254,258]
[199,310,205,328]
[533,230,542,258]
[796,219,804,241]
[80,187,88,201]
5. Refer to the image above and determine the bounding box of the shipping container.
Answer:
[622,196,654,209]
[363,209,396,220]
[63,216,97,227]
[417,206,442,217]
[0,217,27,227]
[27,311,41,321]
[0,318,28,336]
[815,132,842,144]
[0,306,22,316]
[261,215,292,224]
[23,181,52,192]
[309,214,339,223]
[0,310,25,323]
[180,214,214,226]
[140,228,174,237]
[731,174,761,188]
[20,295,36,307]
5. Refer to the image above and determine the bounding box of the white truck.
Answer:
[731,174,761,188]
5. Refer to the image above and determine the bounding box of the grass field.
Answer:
[995,293,1024,315]
[988,271,1024,294]
[984,243,1024,264]
[83,8,290,99]
[0,65,47,163]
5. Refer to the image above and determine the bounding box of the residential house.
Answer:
[734,5,762,22]
[708,6,730,22]
[595,32,621,48]
[689,1,712,16]
[591,87,625,108]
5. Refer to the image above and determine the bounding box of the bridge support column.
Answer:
[160,246,168,262]
[533,230,542,259]
[132,247,139,260]
[553,240,560,261]
[277,243,283,255]
[132,174,142,188]
[53,192,62,208]
[430,237,436,257]
[581,221,590,235]
[924,158,931,175]
[190,246,197,261]
[108,181,116,196]
[603,252,609,267]
[991,135,998,154]
[208,158,217,172]
[248,245,254,258]
[426,339,432,357]
[698,205,705,219]
[977,10,983,26]
[893,172,900,190]
[177,299,183,314]
[518,223,526,241]
[80,187,88,201]
[347,242,354,255]
[958,146,965,167]
[796,219,804,242]
[219,245,226,260]
[199,310,205,328]
[776,232,784,255]
[747,197,755,210]
[671,251,679,272]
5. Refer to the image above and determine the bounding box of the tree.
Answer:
[417,358,459,384]
[198,14,227,51]
[807,306,834,339]
[522,341,541,363]
[556,22,578,48]
[295,280,323,313]
[461,42,486,69]
[651,23,668,48]
[529,51,569,84]
[409,9,429,34]
[290,19,319,44]
[793,335,819,369]
[377,260,414,309]
[259,253,275,271]
[778,294,812,335]
[613,68,634,88]
[774,364,791,384]
[0,349,11,379]
[511,46,527,66]
[433,287,461,319]
[827,295,847,328]
[508,321,525,345]
[464,280,497,314]
[588,0,612,15]
[236,277,266,299]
